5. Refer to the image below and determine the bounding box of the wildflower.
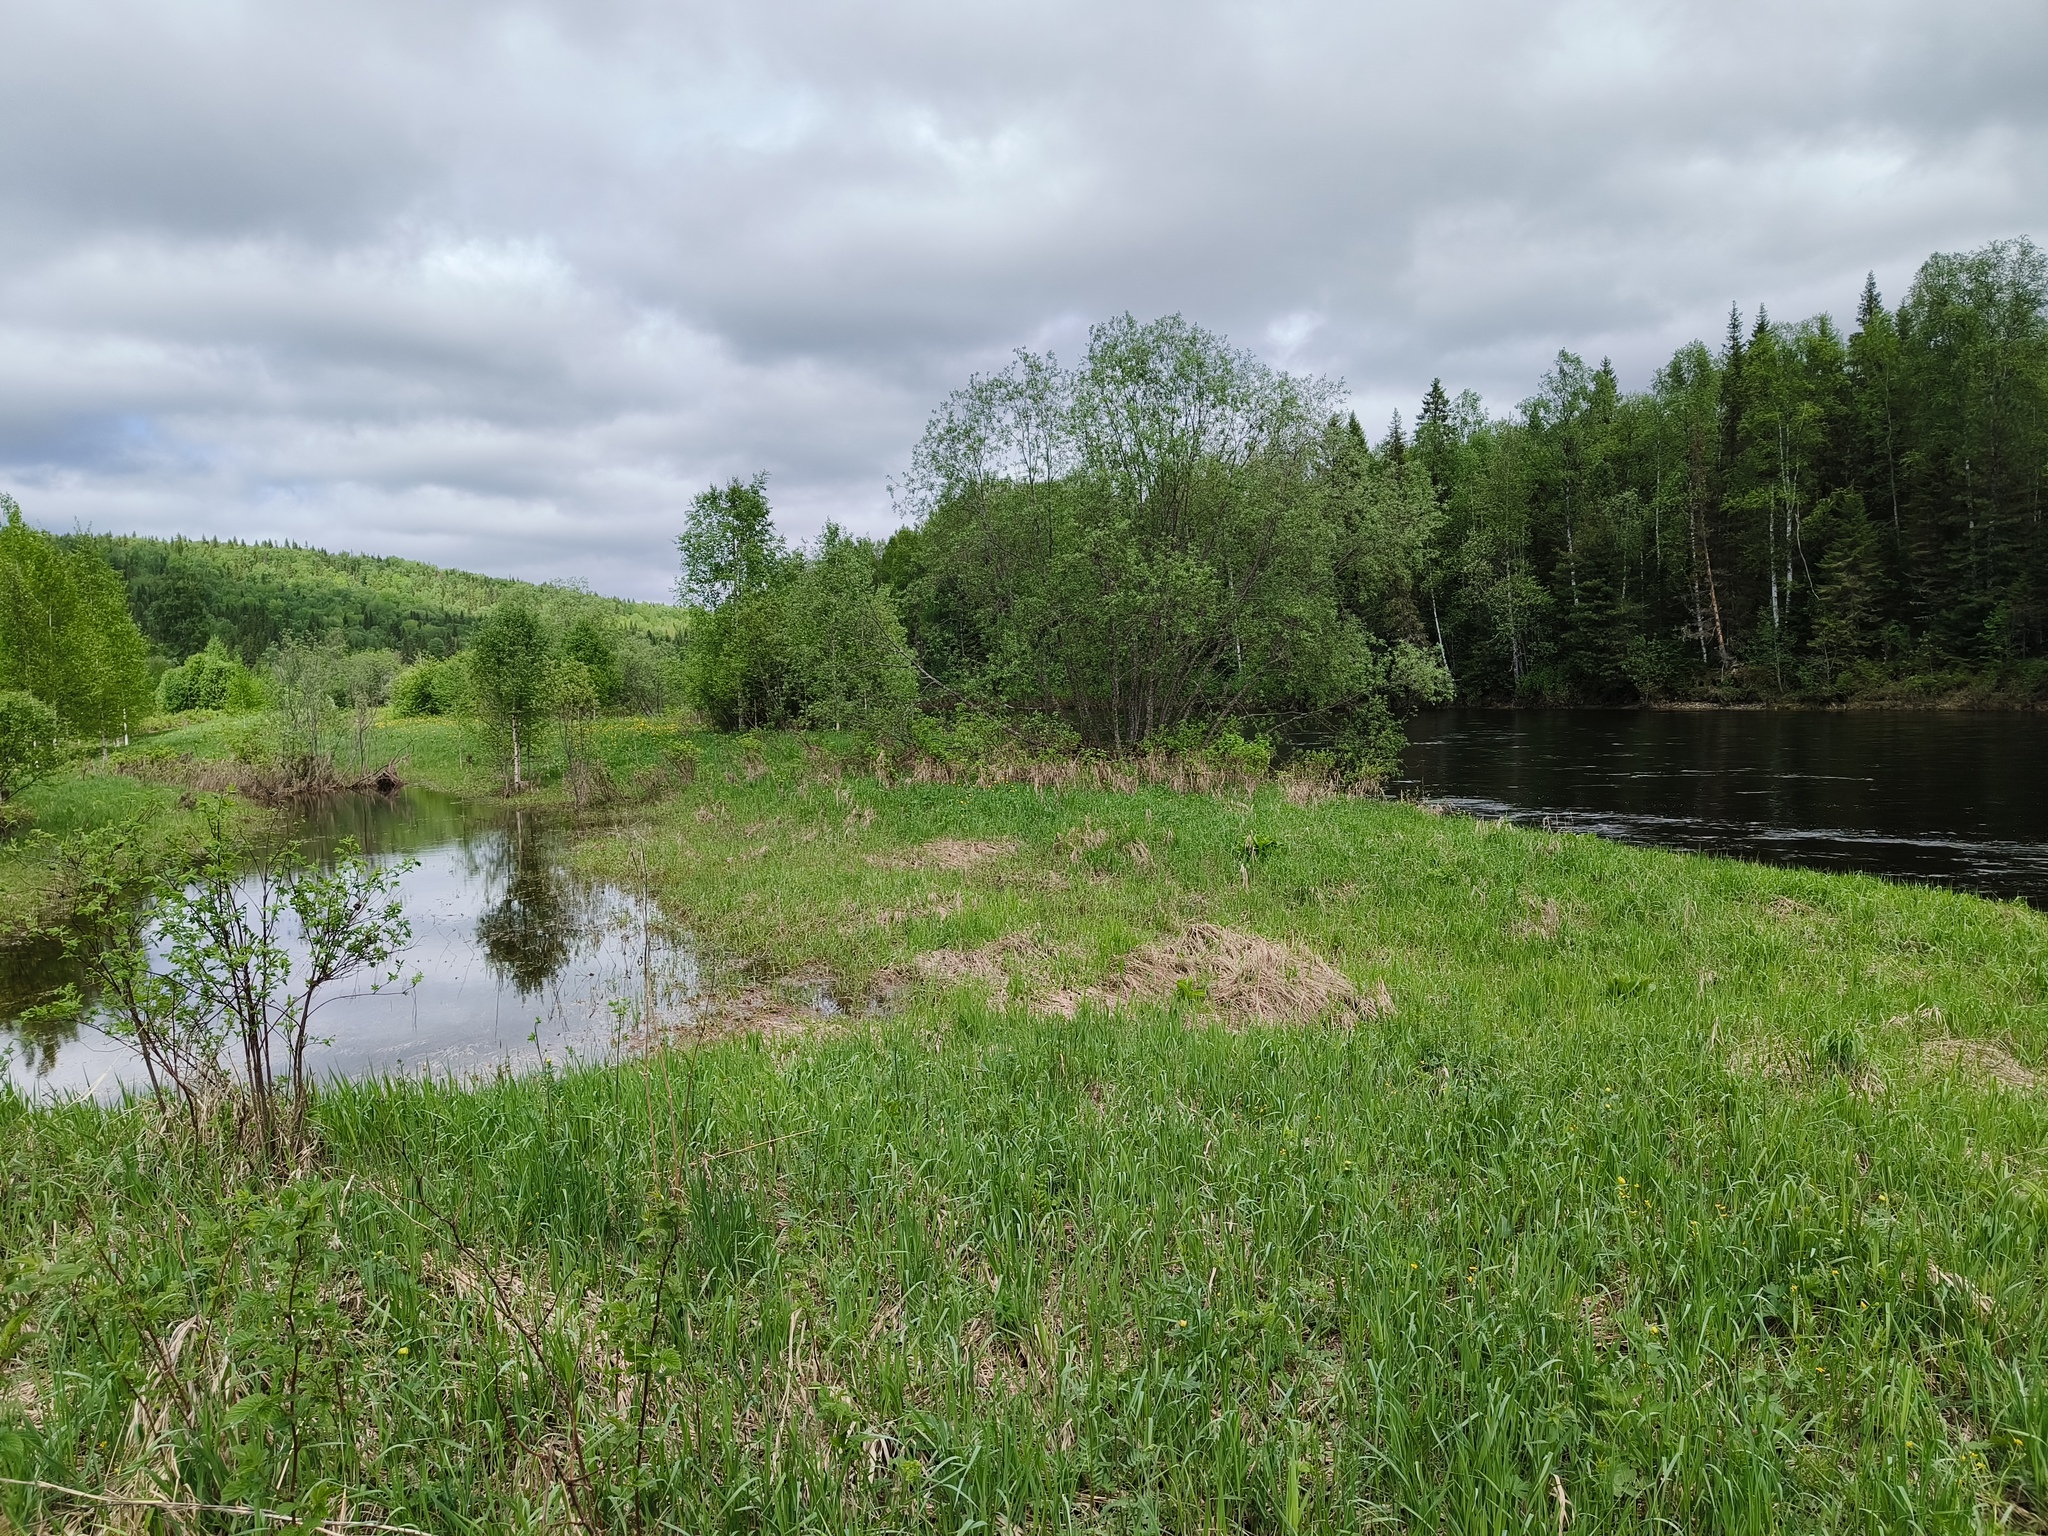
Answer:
[399,1345,410,1357]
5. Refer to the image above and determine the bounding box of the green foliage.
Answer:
[388,655,472,717]
[898,314,1450,747]
[561,614,625,707]
[50,800,413,1160]
[1425,237,2048,703]
[0,690,61,800]
[268,634,345,768]
[5,755,2045,1529]
[782,527,919,731]
[155,637,267,713]
[677,473,786,608]
[681,485,917,733]
[75,532,685,662]
[0,496,153,741]
[468,600,555,787]
[337,649,401,767]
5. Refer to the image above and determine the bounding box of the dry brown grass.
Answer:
[1918,1037,2041,1093]
[1925,1260,1996,1318]
[631,984,845,1051]
[868,837,1019,874]
[1050,923,1376,1028]
[1724,1034,1805,1084]
[900,935,1053,1007]
[116,752,404,806]
[1512,896,1562,941]
[889,750,1267,797]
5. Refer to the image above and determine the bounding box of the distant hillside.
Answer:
[62,533,687,662]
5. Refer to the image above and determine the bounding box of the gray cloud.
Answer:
[1,0,2042,597]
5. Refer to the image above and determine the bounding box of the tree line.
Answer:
[1418,237,2048,703]
[70,534,685,665]
[671,237,2048,772]
[4,236,2040,800]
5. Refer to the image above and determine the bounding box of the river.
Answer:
[1398,708,2048,906]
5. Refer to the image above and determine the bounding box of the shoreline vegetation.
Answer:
[3,721,2046,1530]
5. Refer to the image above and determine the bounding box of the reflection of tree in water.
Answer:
[473,812,588,995]
[0,930,84,1074]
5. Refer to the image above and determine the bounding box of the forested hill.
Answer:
[64,534,685,662]
[1416,237,2048,706]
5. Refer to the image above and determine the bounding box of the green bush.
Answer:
[390,656,472,717]
[0,689,62,799]
[155,638,265,713]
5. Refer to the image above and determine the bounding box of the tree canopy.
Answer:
[887,314,1450,754]
[1421,237,2048,703]
[0,496,152,743]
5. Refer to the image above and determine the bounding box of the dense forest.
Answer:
[1415,238,2048,704]
[65,535,685,664]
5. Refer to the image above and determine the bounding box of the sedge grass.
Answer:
[1,728,2044,1532]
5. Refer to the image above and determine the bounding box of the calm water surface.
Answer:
[1398,709,2048,905]
[1,789,700,1096]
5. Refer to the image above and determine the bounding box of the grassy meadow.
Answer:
[2,723,2046,1531]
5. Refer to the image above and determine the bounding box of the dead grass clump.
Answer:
[869,837,1019,873]
[894,749,1267,798]
[1724,1034,1805,1084]
[1919,1038,2040,1093]
[634,985,844,1051]
[1054,822,1111,862]
[1577,1270,1630,1350]
[1053,924,1372,1027]
[1925,1260,1996,1318]
[1512,896,1562,941]
[908,935,1051,1006]
[1725,1033,1888,1098]
[1279,772,1334,807]
[868,890,967,928]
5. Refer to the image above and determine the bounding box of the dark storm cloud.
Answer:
[0,0,2041,597]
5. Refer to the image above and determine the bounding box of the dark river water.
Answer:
[1,789,700,1097]
[1398,708,2048,905]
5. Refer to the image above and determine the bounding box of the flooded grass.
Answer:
[3,726,2046,1530]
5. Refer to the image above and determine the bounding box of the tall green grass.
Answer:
[3,731,2044,1531]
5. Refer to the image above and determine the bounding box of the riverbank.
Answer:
[3,727,2045,1529]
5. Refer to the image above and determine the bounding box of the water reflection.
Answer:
[1,788,699,1095]
[475,813,579,994]
[1398,708,2048,905]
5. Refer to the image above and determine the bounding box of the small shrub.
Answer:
[391,655,472,718]
[156,639,265,713]
[0,690,62,800]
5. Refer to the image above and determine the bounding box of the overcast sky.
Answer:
[2,0,2042,600]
